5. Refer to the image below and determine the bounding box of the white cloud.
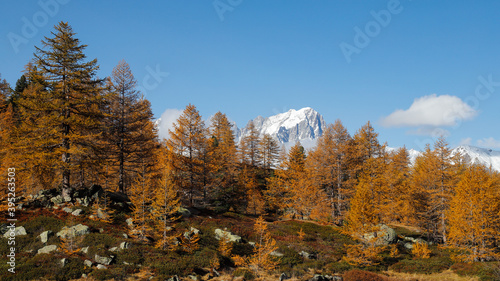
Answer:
[157,108,183,140]
[381,94,478,128]
[459,137,472,146]
[477,137,500,149]
[407,127,450,137]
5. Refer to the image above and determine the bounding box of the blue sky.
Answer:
[2,0,500,150]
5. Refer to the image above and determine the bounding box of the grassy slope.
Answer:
[0,206,499,281]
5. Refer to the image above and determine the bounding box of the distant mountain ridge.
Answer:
[236,107,326,149]
[387,145,500,172]
[156,107,500,171]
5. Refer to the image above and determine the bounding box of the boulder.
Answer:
[81,246,89,254]
[120,241,130,250]
[168,276,180,281]
[50,195,64,205]
[84,260,93,267]
[178,207,191,218]
[39,230,53,243]
[56,224,90,239]
[60,258,68,267]
[214,228,242,243]
[96,264,107,270]
[3,226,27,238]
[37,245,57,254]
[280,273,290,281]
[362,224,397,245]
[126,218,134,227]
[63,207,72,213]
[72,209,83,216]
[270,250,284,257]
[190,227,201,235]
[95,254,113,265]
[299,250,317,260]
[110,247,118,252]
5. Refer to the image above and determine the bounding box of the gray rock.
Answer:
[82,274,88,278]
[63,207,72,213]
[280,273,290,281]
[188,275,198,280]
[95,254,113,265]
[270,250,284,257]
[3,226,27,238]
[248,241,256,247]
[299,250,317,260]
[362,224,397,246]
[309,274,324,281]
[168,276,180,281]
[50,195,64,205]
[120,241,130,250]
[110,247,118,252]
[39,230,54,243]
[72,209,83,216]
[126,218,134,227]
[38,245,58,254]
[190,227,201,234]
[81,246,89,254]
[56,224,90,239]
[96,208,107,219]
[76,197,90,207]
[178,207,191,218]
[96,264,107,270]
[122,233,129,239]
[214,228,242,243]
[61,258,68,267]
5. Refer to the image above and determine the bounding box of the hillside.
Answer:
[1,190,499,281]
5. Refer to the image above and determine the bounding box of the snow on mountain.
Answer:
[453,145,500,172]
[237,107,326,150]
[387,145,500,172]
[386,147,422,164]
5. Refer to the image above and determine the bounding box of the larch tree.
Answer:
[307,120,353,221]
[105,60,157,193]
[17,22,105,200]
[260,134,280,170]
[167,104,207,206]
[350,121,388,223]
[150,143,181,250]
[411,137,455,243]
[385,147,412,223]
[239,121,261,166]
[208,111,240,211]
[447,164,500,262]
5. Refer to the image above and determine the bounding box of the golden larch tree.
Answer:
[167,104,207,206]
[447,164,500,262]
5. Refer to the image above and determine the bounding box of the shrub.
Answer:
[234,268,255,280]
[389,257,453,274]
[278,247,302,267]
[343,269,388,281]
[23,215,65,234]
[451,262,499,281]
[411,242,431,259]
[326,261,353,274]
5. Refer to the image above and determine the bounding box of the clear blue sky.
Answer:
[2,0,500,150]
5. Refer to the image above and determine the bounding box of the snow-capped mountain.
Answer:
[387,145,500,172]
[237,107,326,150]
[453,145,500,172]
[386,147,422,164]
